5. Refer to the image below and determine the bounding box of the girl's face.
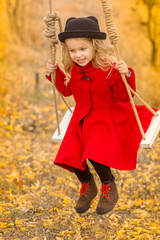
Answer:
[65,38,94,67]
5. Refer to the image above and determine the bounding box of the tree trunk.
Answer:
[13,0,24,42]
[147,5,157,65]
[151,40,157,65]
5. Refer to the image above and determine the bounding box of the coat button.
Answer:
[84,76,90,81]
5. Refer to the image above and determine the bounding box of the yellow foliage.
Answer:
[20,227,26,232]
[76,217,86,222]
[0,207,4,215]
[133,209,149,215]
[117,230,125,236]
[133,198,144,206]
[131,219,142,225]
[7,223,14,227]
[63,196,72,204]
[0,222,6,228]
[60,103,68,110]
[6,171,20,180]
[5,132,11,138]
[15,219,22,226]
[53,207,62,213]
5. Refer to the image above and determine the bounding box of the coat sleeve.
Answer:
[45,66,72,97]
[108,67,136,102]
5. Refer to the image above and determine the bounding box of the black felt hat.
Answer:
[58,16,106,42]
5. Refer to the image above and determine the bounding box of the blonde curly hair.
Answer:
[61,38,116,85]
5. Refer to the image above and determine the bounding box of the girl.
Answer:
[46,16,154,215]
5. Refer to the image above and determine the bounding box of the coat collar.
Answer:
[73,61,95,74]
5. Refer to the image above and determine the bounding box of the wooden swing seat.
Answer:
[52,109,160,148]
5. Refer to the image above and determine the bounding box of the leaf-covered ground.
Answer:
[0,47,160,240]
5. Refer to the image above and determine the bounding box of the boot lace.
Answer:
[80,183,89,196]
[100,184,110,198]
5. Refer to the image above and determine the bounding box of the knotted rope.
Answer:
[101,0,158,140]
[43,0,72,135]
[101,0,120,45]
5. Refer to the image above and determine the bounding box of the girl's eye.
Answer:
[81,48,86,51]
[69,50,75,53]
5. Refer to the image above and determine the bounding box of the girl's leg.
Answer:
[89,159,113,183]
[88,159,118,215]
[72,164,92,183]
[72,164,97,213]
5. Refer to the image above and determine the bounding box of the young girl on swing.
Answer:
[46,16,154,215]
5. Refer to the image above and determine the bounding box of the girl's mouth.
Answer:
[76,58,86,64]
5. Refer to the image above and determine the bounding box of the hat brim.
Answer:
[58,31,106,43]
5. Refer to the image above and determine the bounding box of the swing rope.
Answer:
[43,0,73,135]
[101,0,158,140]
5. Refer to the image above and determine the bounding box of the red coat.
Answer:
[46,61,154,171]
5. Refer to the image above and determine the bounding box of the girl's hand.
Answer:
[46,59,58,73]
[116,60,129,76]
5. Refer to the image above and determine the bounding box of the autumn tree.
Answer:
[0,0,45,45]
[136,0,160,65]
[6,0,25,42]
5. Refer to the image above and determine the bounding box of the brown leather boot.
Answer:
[75,175,98,213]
[96,176,119,215]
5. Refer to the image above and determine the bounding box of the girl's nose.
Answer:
[75,51,81,58]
